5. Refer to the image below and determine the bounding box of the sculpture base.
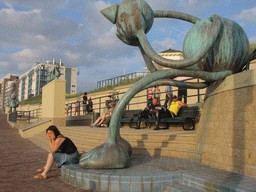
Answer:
[62,154,256,192]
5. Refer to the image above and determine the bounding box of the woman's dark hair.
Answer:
[46,125,61,137]
[84,92,87,95]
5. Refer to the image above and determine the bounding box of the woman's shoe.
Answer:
[36,167,45,173]
[34,174,47,180]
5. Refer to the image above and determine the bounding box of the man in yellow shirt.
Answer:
[154,96,187,130]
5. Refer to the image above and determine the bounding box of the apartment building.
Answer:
[0,74,19,111]
[17,59,78,101]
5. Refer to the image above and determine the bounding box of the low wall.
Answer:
[196,69,256,177]
[66,114,93,126]
[19,119,52,138]
[16,103,42,112]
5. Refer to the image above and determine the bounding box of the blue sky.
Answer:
[0,0,256,92]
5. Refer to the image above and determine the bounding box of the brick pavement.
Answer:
[0,114,96,192]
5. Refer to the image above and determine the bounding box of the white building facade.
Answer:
[18,60,78,101]
[0,73,19,111]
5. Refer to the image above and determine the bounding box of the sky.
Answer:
[0,0,256,92]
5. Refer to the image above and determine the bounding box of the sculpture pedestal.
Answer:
[42,79,66,127]
[197,69,256,177]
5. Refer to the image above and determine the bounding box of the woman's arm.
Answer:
[49,136,65,153]
[178,101,188,109]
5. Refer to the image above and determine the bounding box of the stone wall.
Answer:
[196,69,256,177]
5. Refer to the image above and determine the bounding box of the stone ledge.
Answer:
[61,160,256,192]
[206,69,256,99]
[61,164,181,192]
[19,119,51,131]
[19,119,52,138]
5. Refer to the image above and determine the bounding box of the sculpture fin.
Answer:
[100,4,119,24]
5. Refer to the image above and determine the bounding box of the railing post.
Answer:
[99,98,101,115]
[28,111,30,123]
[197,78,200,103]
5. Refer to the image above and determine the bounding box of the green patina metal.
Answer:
[47,66,60,83]
[6,92,19,113]
[79,0,255,169]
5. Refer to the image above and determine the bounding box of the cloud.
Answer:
[177,0,218,15]
[0,61,9,67]
[153,38,178,52]
[3,0,69,12]
[146,0,217,16]
[250,36,256,43]
[0,0,172,92]
[147,0,177,10]
[65,51,81,60]
[11,49,40,70]
[233,7,256,25]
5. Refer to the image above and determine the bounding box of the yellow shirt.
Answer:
[169,101,179,116]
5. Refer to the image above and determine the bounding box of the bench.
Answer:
[134,106,199,131]
[120,109,143,128]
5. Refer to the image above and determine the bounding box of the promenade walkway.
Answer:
[2,113,256,191]
[0,114,93,192]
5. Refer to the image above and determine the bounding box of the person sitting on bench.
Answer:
[154,95,187,130]
[136,98,160,129]
[91,102,116,127]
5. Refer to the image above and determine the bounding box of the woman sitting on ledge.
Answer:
[34,125,79,179]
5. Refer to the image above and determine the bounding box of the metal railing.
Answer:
[16,108,42,123]
[67,77,206,117]
[97,72,149,89]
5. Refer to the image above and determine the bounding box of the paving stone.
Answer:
[0,114,96,192]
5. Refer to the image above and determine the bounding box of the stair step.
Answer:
[132,146,199,158]
[58,131,196,148]
[166,184,203,192]
[59,127,197,141]
[28,127,198,159]
[28,137,50,152]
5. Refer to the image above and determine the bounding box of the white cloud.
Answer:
[177,0,218,15]
[0,61,9,67]
[35,35,46,41]
[11,49,41,70]
[250,36,256,43]
[12,49,33,57]
[233,7,256,25]
[147,0,177,10]
[3,0,69,12]
[65,51,81,60]
[93,1,112,12]
[153,38,178,52]
[96,26,119,47]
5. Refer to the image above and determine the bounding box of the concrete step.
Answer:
[28,137,50,152]
[59,127,197,142]
[58,131,196,149]
[30,133,199,159]
[166,184,203,192]
[132,146,200,159]
[28,127,199,159]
